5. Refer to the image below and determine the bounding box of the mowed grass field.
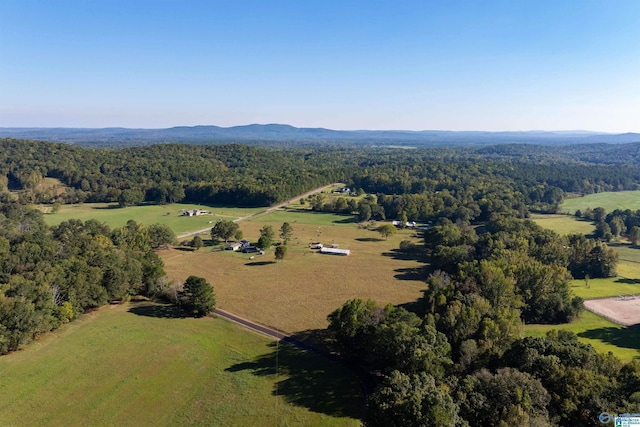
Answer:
[528,209,640,361]
[559,190,640,214]
[529,214,596,236]
[525,311,640,361]
[40,203,264,235]
[0,302,362,426]
[161,208,427,333]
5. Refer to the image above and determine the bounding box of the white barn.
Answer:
[320,247,350,256]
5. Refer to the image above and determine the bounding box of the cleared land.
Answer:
[41,203,264,235]
[529,214,595,236]
[559,190,640,214]
[527,211,640,361]
[0,302,362,426]
[584,297,640,326]
[524,311,640,362]
[161,208,426,333]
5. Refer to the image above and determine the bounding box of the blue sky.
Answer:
[1,0,639,131]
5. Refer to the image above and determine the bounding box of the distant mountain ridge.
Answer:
[0,124,638,148]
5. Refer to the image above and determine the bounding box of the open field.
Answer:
[559,190,640,214]
[530,214,640,298]
[161,208,426,333]
[524,311,640,361]
[569,276,640,300]
[527,213,640,360]
[40,203,264,235]
[0,302,362,426]
[529,214,595,236]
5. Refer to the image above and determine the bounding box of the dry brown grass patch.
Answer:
[161,217,426,333]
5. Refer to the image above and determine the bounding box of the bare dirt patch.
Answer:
[584,296,640,326]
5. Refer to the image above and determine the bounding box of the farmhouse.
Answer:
[320,247,350,256]
[309,242,323,249]
[182,209,209,216]
[225,242,242,251]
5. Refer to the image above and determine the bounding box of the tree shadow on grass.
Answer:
[394,266,426,281]
[382,249,424,261]
[245,261,276,266]
[396,300,426,317]
[225,340,365,420]
[93,204,122,210]
[355,237,384,242]
[616,278,640,284]
[332,216,356,224]
[128,302,189,319]
[578,324,640,354]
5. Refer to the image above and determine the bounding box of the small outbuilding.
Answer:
[320,247,350,256]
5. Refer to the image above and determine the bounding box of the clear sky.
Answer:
[1,0,639,132]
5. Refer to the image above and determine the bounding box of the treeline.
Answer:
[4,138,640,214]
[0,139,342,207]
[325,198,624,424]
[576,207,640,244]
[329,299,639,426]
[0,197,167,354]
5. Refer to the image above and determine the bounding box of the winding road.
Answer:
[177,182,339,239]
[176,182,344,354]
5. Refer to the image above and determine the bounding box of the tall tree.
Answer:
[258,225,275,249]
[367,371,461,427]
[210,220,239,243]
[376,224,397,240]
[191,235,203,251]
[147,223,176,249]
[279,222,293,244]
[180,276,216,317]
[275,245,287,261]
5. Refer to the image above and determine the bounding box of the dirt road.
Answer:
[177,182,339,239]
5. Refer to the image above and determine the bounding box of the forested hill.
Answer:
[2,138,640,214]
[0,125,638,148]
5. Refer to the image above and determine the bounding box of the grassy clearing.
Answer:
[40,203,264,235]
[527,214,640,361]
[524,311,640,361]
[559,190,640,214]
[569,276,640,300]
[530,215,640,299]
[529,214,595,236]
[161,209,426,333]
[0,302,362,426]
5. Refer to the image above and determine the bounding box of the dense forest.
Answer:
[2,137,640,424]
[0,197,169,354]
[2,138,640,212]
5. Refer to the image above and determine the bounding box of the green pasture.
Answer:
[248,208,357,227]
[524,311,640,362]
[0,302,362,427]
[570,276,640,300]
[528,214,640,361]
[559,190,640,214]
[40,203,264,235]
[529,214,595,236]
